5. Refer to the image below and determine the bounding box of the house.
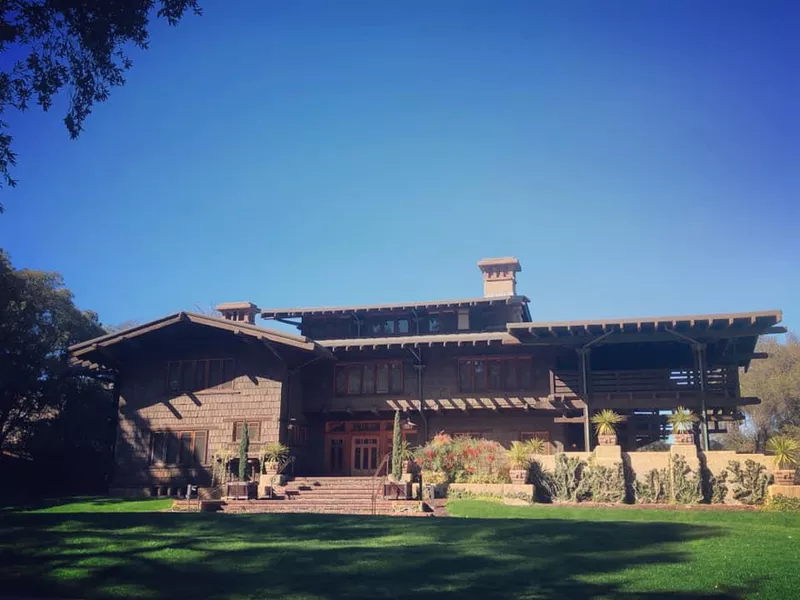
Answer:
[69,258,784,496]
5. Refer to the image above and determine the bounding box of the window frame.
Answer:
[165,358,235,393]
[365,317,411,337]
[333,361,404,396]
[457,356,534,393]
[149,430,209,466]
[232,420,261,443]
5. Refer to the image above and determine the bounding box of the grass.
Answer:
[0,497,798,599]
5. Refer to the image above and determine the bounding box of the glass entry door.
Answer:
[326,437,347,475]
[351,437,379,475]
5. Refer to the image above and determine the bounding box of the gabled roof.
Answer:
[69,312,330,369]
[260,295,530,319]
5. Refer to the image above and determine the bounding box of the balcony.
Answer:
[553,368,739,405]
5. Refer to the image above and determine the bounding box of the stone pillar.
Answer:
[670,443,700,471]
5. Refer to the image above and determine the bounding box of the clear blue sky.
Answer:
[1,0,798,332]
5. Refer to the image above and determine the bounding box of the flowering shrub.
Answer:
[414,433,510,484]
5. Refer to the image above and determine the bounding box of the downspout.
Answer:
[577,330,616,452]
[664,328,710,451]
[409,346,428,441]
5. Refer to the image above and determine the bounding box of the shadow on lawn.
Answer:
[0,512,752,599]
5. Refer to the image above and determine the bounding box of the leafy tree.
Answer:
[739,334,800,451]
[391,411,402,480]
[0,249,107,450]
[238,419,249,481]
[0,0,202,205]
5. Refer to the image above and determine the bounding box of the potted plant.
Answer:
[766,434,799,485]
[591,409,624,445]
[525,437,547,455]
[507,441,531,484]
[668,406,698,445]
[398,440,416,481]
[261,441,290,475]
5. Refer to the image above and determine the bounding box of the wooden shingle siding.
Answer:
[114,339,286,487]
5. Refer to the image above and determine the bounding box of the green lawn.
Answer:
[0,497,798,599]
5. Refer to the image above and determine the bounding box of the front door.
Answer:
[326,437,347,475]
[351,437,380,475]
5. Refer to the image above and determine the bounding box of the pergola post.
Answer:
[579,348,592,452]
[693,343,710,451]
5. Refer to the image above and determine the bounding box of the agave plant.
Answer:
[667,406,698,434]
[525,437,547,455]
[766,435,800,470]
[591,409,624,436]
[397,439,415,462]
[507,441,532,470]
[261,441,290,465]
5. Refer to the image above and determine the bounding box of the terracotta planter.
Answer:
[263,461,280,475]
[597,434,617,446]
[673,432,694,445]
[774,469,797,485]
[510,468,528,484]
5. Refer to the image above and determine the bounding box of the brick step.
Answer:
[219,503,431,516]
[284,481,377,488]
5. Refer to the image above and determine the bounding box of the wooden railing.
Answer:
[553,368,736,397]
[370,452,391,516]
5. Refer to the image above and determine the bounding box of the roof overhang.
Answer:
[69,312,331,370]
[506,310,784,367]
[507,310,783,342]
[261,295,530,320]
[319,331,516,351]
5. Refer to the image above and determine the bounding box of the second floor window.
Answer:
[335,361,404,395]
[368,318,410,336]
[167,359,234,392]
[458,356,532,392]
[233,421,260,442]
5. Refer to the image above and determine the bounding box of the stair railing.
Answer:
[370,452,391,516]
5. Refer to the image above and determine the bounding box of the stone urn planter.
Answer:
[597,434,618,446]
[774,469,797,485]
[262,461,280,476]
[509,468,528,484]
[673,432,695,445]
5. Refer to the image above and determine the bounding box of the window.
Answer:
[429,317,441,333]
[233,421,260,442]
[150,430,207,465]
[334,361,404,395]
[458,357,533,392]
[366,318,410,337]
[166,359,234,392]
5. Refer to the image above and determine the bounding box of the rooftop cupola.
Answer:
[216,301,260,324]
[477,257,521,298]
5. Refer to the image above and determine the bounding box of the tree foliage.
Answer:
[238,419,249,481]
[739,334,800,450]
[0,0,201,205]
[0,249,113,496]
[391,410,402,480]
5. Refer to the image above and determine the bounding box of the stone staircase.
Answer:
[174,476,430,516]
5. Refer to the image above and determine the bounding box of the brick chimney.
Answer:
[216,301,260,324]
[477,257,521,298]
